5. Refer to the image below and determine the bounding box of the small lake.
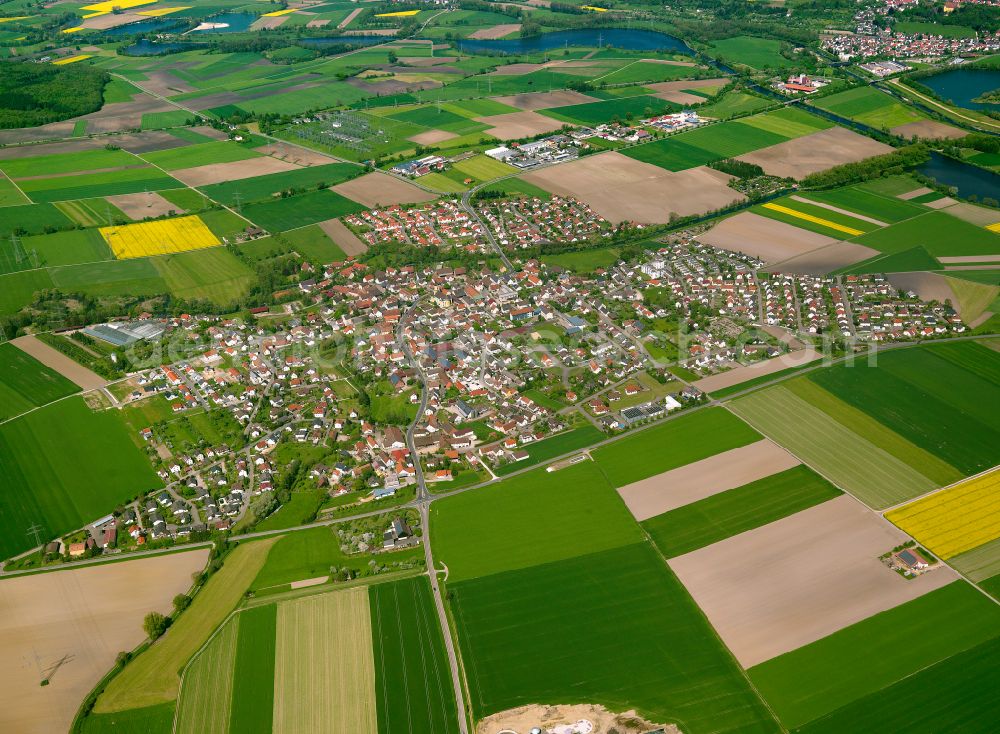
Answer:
[920,69,1000,111]
[456,28,693,56]
[916,152,1000,202]
[100,18,188,38]
[191,12,258,34]
[123,39,195,55]
[300,36,394,48]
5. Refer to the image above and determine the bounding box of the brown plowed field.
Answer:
[12,335,107,391]
[476,111,565,140]
[696,211,836,263]
[109,192,182,218]
[318,218,368,256]
[736,127,894,180]
[492,90,600,110]
[170,157,299,187]
[332,172,436,207]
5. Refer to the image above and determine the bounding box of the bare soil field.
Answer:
[343,28,397,35]
[790,194,888,226]
[346,77,439,95]
[760,324,805,349]
[306,18,330,27]
[255,144,338,166]
[891,120,966,140]
[113,131,191,155]
[0,549,209,734]
[886,272,957,310]
[654,90,707,105]
[0,121,77,145]
[476,111,565,139]
[618,439,800,521]
[409,129,459,145]
[82,12,144,29]
[492,90,600,110]
[318,218,368,256]
[170,156,299,187]
[489,62,549,76]
[939,254,1000,263]
[897,186,933,200]
[139,71,196,97]
[469,23,522,39]
[337,8,361,27]
[109,191,183,218]
[332,171,436,207]
[250,15,289,30]
[737,127,894,180]
[0,139,106,159]
[523,153,743,223]
[693,348,821,393]
[646,77,728,93]
[477,704,674,734]
[696,211,836,263]
[924,195,958,209]
[764,241,880,274]
[939,203,1000,227]
[669,495,957,668]
[12,335,107,391]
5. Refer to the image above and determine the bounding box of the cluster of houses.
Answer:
[343,200,486,250]
[485,135,579,168]
[478,195,612,249]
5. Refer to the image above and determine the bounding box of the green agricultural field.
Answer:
[49,258,167,299]
[20,228,111,268]
[432,461,642,582]
[95,537,278,713]
[751,582,1000,729]
[850,211,1000,256]
[478,176,551,199]
[710,36,797,70]
[623,120,786,171]
[450,542,780,733]
[443,97,519,117]
[808,345,1000,475]
[17,168,182,203]
[855,173,924,196]
[697,91,770,119]
[541,95,678,126]
[494,425,604,475]
[754,196,880,236]
[592,407,761,487]
[814,86,924,129]
[242,188,363,232]
[735,106,832,138]
[228,605,276,734]
[152,248,255,305]
[387,105,487,135]
[266,224,348,264]
[0,202,73,237]
[838,245,941,275]
[0,397,162,560]
[0,174,28,206]
[797,186,924,223]
[783,377,961,487]
[643,465,841,558]
[141,110,193,130]
[796,635,1000,734]
[595,62,699,85]
[0,342,78,421]
[0,147,138,178]
[728,387,939,508]
[141,141,263,171]
[251,526,351,590]
[175,616,239,734]
[198,162,360,206]
[451,154,516,182]
[371,576,460,733]
[54,198,130,228]
[927,339,1000,385]
[80,703,176,734]
[0,269,55,316]
[950,537,1000,582]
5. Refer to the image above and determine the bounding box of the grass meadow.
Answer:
[709,36,797,70]
[0,341,78,421]
[80,703,176,734]
[728,387,940,508]
[493,424,604,475]
[450,543,781,734]
[228,604,277,734]
[643,465,841,558]
[370,577,460,733]
[591,407,761,487]
[0,397,162,559]
[251,526,350,590]
[431,461,643,582]
[851,211,1000,256]
[814,86,924,129]
[95,537,278,713]
[750,582,1000,729]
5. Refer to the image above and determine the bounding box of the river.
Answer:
[916,151,1000,202]
[919,69,1000,112]
[455,28,693,56]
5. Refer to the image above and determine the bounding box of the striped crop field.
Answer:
[100,215,221,259]
[886,467,1000,559]
[761,202,864,236]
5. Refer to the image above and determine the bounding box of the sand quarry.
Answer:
[477,704,675,734]
[669,495,958,668]
[618,439,800,521]
[737,127,894,180]
[12,335,107,391]
[523,152,744,224]
[0,549,209,734]
[332,172,436,208]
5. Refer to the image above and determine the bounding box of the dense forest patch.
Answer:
[0,62,108,129]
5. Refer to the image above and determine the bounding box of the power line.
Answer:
[26,522,43,548]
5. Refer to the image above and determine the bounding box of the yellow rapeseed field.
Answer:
[375,9,420,17]
[762,202,864,237]
[886,467,1000,559]
[100,215,221,260]
[81,0,156,12]
[52,54,92,65]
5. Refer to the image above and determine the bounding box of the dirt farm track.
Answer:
[0,549,208,734]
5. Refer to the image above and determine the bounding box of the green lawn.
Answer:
[432,461,642,582]
[643,465,841,558]
[451,154,517,181]
[0,397,162,559]
[255,489,328,532]
[450,543,780,734]
[371,576,460,733]
[751,581,1000,729]
[541,246,621,273]
[0,341,78,421]
[228,604,276,734]
[592,407,761,487]
[493,425,604,475]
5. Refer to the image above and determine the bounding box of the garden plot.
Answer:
[617,439,800,521]
[692,347,820,393]
[696,211,838,263]
[0,549,208,734]
[522,152,743,224]
[332,171,437,207]
[492,90,600,111]
[170,157,300,187]
[736,127,894,180]
[475,111,565,140]
[669,495,958,668]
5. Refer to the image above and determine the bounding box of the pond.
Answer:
[919,68,1000,111]
[300,36,394,48]
[123,39,196,55]
[191,12,258,34]
[100,17,187,38]
[915,152,1000,202]
[455,28,693,56]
